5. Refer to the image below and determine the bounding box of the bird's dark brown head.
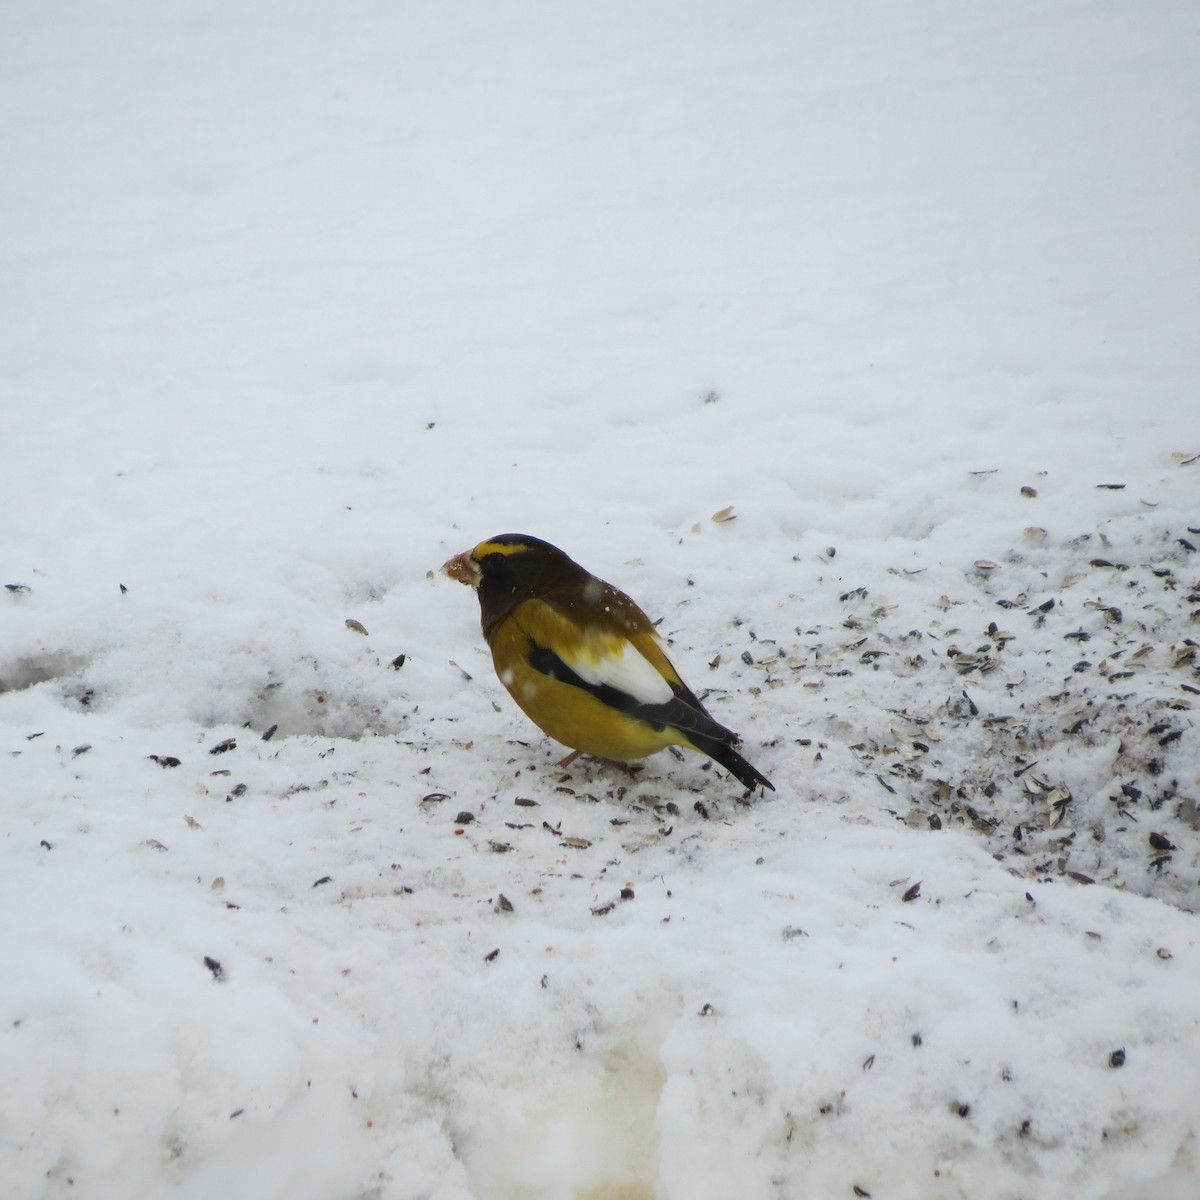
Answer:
[442,534,586,636]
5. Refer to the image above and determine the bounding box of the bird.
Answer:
[442,533,773,791]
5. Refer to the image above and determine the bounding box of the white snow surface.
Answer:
[3,1,1200,1197]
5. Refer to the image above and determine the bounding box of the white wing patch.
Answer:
[565,634,674,706]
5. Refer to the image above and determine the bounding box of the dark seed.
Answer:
[312,875,332,887]
[853,1186,871,1198]
[484,948,500,963]
[902,881,922,902]
[1148,832,1175,851]
[1109,1048,1126,1068]
[454,811,475,825]
[72,744,91,757]
[390,654,407,670]
[209,738,236,755]
[203,956,225,981]
[261,724,278,742]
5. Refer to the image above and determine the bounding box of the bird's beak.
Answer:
[442,549,482,587]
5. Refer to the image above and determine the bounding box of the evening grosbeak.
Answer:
[442,534,773,791]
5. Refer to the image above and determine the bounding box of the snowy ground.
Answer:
[3,1,1199,1197]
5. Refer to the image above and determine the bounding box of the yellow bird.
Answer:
[442,534,773,791]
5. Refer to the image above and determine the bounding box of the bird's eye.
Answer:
[473,539,528,561]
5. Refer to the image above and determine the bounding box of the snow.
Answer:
[2,1,1199,1197]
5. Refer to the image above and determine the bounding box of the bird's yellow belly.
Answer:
[492,645,687,761]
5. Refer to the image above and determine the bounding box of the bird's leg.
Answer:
[553,750,644,781]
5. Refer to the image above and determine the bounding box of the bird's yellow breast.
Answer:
[487,612,689,761]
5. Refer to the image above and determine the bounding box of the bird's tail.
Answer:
[690,734,774,792]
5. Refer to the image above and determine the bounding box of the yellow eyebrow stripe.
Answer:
[473,539,530,559]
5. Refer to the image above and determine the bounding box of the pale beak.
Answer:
[441,550,482,587]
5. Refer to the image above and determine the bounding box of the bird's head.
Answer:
[442,535,584,634]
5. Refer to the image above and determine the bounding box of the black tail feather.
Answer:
[691,734,774,792]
